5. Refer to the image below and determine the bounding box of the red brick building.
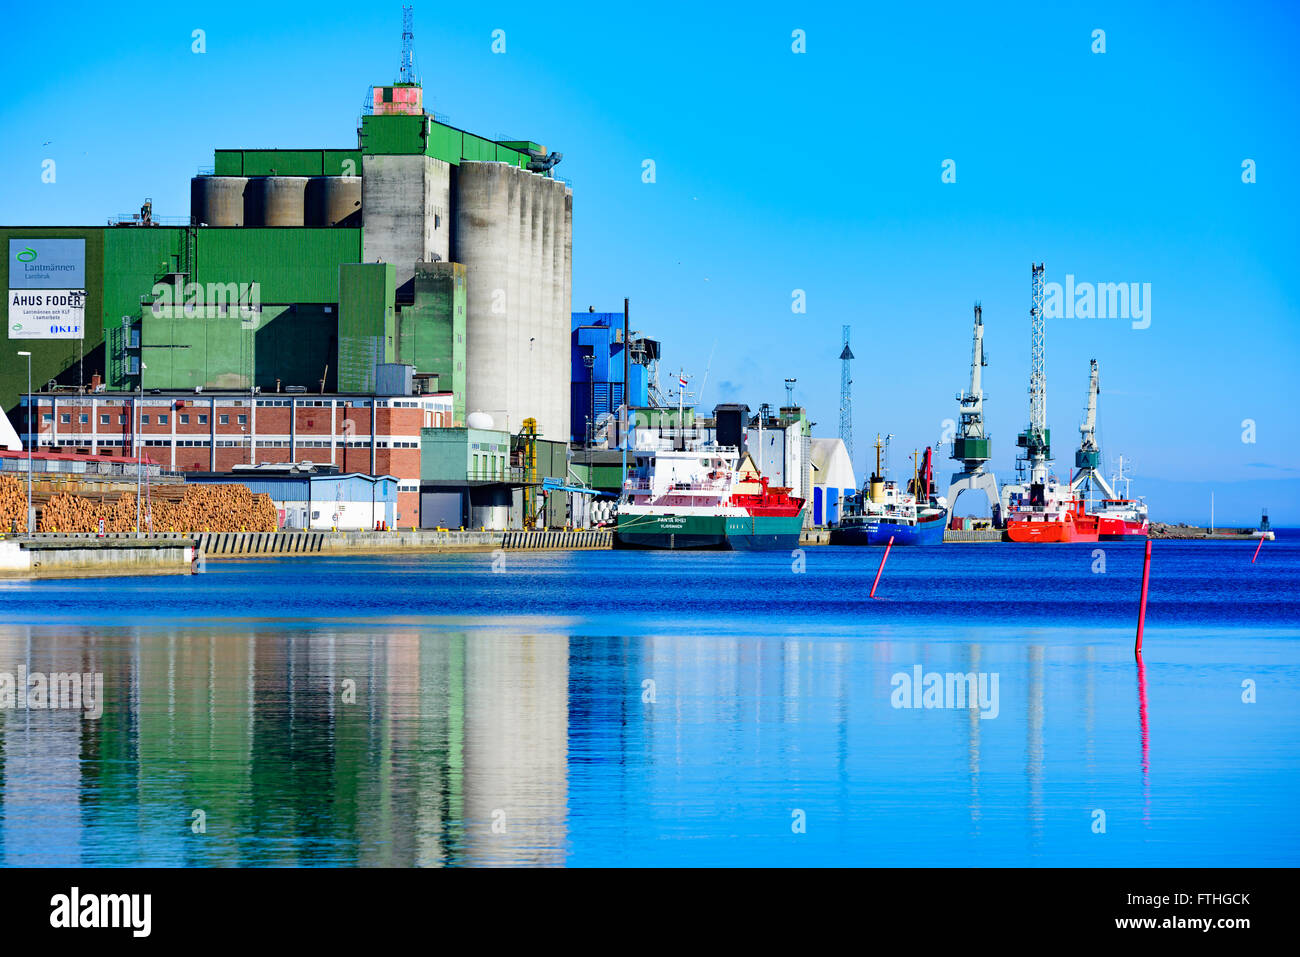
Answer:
[22,391,453,526]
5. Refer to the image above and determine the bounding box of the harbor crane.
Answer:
[1000,263,1054,518]
[945,303,1002,525]
[1018,263,1051,485]
[1069,358,1116,505]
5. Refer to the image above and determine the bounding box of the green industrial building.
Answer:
[3,81,570,444]
[3,77,581,530]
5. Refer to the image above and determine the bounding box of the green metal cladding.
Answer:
[399,262,466,424]
[194,228,361,304]
[212,150,363,177]
[337,263,396,392]
[358,115,529,168]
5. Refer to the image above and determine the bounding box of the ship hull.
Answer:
[1005,519,1099,543]
[614,512,804,550]
[831,514,946,546]
[1098,517,1149,540]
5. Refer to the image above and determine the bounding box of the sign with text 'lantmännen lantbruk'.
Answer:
[8,239,86,339]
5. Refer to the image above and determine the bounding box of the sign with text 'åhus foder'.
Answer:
[8,239,86,339]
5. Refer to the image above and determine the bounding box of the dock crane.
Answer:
[1069,358,1116,505]
[945,303,1002,525]
[1000,263,1053,518]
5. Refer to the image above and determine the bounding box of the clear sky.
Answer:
[2,1,1296,524]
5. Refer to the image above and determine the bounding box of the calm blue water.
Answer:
[0,532,1297,866]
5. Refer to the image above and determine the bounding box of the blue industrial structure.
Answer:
[571,312,655,445]
[185,467,398,529]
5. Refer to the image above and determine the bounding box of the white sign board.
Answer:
[8,289,85,339]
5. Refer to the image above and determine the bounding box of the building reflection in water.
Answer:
[0,624,1103,866]
[0,626,574,866]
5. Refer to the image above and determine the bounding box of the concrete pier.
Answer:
[0,537,196,578]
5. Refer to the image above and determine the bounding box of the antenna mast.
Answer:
[399,6,415,84]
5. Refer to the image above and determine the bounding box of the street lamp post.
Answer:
[17,351,31,533]
[136,370,142,536]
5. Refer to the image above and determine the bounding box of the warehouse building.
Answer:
[185,465,398,531]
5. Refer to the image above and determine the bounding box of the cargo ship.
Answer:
[1004,481,1100,543]
[832,444,947,546]
[614,446,805,550]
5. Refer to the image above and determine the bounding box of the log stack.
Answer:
[0,474,28,533]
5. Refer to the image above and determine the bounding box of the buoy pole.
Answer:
[869,535,895,599]
[1135,538,1152,657]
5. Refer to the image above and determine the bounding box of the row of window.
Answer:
[47,412,252,426]
[45,409,438,425]
[43,437,418,449]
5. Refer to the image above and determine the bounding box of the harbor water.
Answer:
[0,534,1297,866]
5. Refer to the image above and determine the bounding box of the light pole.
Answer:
[17,351,31,533]
[136,365,143,536]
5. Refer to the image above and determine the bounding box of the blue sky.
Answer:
[2,1,1297,524]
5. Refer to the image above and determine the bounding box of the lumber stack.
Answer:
[0,474,28,533]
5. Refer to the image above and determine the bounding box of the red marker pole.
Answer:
[869,535,895,600]
[1135,538,1152,657]
[1252,534,1265,564]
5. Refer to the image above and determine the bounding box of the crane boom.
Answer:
[1016,263,1052,484]
[1079,358,1099,451]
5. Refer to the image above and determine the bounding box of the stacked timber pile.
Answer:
[0,475,28,532]
[166,484,278,533]
[36,484,278,533]
[39,491,102,532]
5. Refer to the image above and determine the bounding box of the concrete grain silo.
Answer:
[260,176,309,226]
[307,175,362,226]
[456,162,513,431]
[505,170,522,436]
[190,176,249,226]
[454,161,574,441]
[540,178,559,440]
[545,178,567,442]
[561,184,573,443]
[524,176,543,441]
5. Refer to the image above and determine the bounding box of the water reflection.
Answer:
[0,625,1258,866]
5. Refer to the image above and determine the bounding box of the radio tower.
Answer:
[399,6,415,84]
[839,325,854,468]
[1017,263,1051,485]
